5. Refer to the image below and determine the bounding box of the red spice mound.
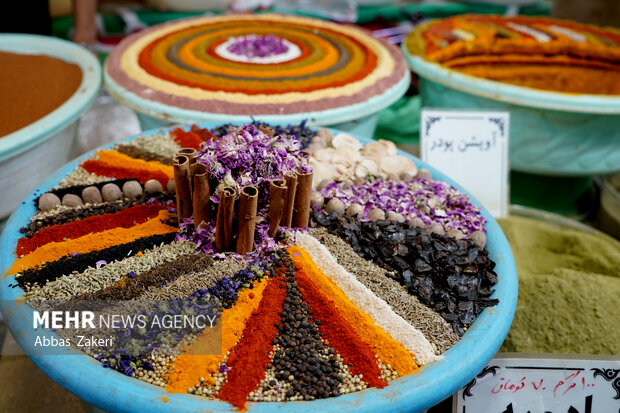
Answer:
[16,204,163,256]
[190,124,218,142]
[294,260,388,389]
[171,128,205,150]
[216,277,287,411]
[0,51,82,137]
[81,160,169,186]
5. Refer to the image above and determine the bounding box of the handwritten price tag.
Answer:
[420,109,509,218]
[455,354,620,413]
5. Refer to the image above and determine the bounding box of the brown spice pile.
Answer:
[0,51,82,137]
[115,144,173,165]
[77,253,213,301]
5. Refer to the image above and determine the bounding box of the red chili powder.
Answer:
[16,204,163,256]
[170,128,204,150]
[0,51,82,137]
[81,160,169,186]
[293,260,387,389]
[190,124,218,142]
[216,277,287,411]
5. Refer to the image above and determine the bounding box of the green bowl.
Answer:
[402,44,620,177]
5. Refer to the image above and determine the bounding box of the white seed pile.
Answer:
[377,357,399,382]
[135,345,183,387]
[56,166,113,189]
[309,227,459,354]
[188,353,231,397]
[248,345,366,402]
[295,233,440,365]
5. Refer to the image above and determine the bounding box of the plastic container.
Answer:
[0,124,517,413]
[0,34,101,218]
[104,70,409,139]
[402,45,620,177]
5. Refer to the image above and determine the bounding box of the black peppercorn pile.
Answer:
[267,251,343,401]
[14,233,177,290]
[313,211,499,335]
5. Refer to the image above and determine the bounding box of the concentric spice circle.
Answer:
[105,14,408,116]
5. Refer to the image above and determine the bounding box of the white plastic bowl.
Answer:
[0,34,101,218]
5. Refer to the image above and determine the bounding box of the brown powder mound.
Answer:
[0,51,82,137]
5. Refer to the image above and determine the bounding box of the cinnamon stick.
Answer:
[178,148,197,193]
[191,163,210,227]
[267,179,287,238]
[236,186,258,254]
[293,169,314,228]
[172,155,192,224]
[282,172,297,227]
[259,125,275,137]
[215,187,236,252]
[177,148,197,164]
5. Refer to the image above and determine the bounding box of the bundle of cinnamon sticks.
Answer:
[173,147,313,255]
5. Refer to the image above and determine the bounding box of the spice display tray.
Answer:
[402,44,620,177]
[0,124,517,413]
[104,72,409,139]
[0,35,101,218]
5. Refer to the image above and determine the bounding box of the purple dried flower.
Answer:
[321,178,486,235]
[227,34,289,58]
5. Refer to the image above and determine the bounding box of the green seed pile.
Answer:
[115,144,173,165]
[25,241,197,302]
[140,258,247,301]
[130,134,181,158]
[76,253,214,301]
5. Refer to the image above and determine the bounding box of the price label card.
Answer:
[456,354,620,413]
[420,109,509,218]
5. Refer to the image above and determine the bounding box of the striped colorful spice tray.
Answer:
[406,14,620,94]
[105,14,408,117]
[4,123,501,411]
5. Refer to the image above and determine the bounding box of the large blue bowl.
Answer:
[402,44,620,177]
[0,123,517,413]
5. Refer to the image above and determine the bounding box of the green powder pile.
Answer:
[498,215,620,355]
[610,173,620,192]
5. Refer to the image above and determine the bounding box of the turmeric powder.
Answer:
[6,210,175,276]
[95,150,174,179]
[166,278,270,392]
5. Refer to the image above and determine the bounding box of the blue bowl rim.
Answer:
[401,43,620,114]
[0,122,517,413]
[0,34,102,162]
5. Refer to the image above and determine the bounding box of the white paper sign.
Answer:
[456,355,620,413]
[420,109,509,218]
